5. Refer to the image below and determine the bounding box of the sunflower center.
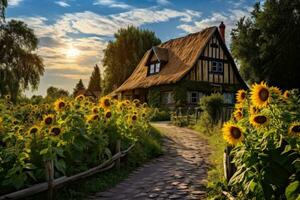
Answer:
[291,125,300,133]
[30,128,38,134]
[132,115,137,121]
[230,127,241,139]
[51,128,61,136]
[254,116,267,124]
[58,102,65,109]
[259,88,269,101]
[105,112,112,118]
[93,115,99,120]
[104,99,111,107]
[241,92,246,100]
[45,117,53,125]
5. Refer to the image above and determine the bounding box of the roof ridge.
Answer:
[159,26,217,47]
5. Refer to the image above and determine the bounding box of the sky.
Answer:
[6,0,258,97]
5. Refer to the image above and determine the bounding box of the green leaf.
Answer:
[55,159,66,175]
[40,148,48,155]
[286,181,300,200]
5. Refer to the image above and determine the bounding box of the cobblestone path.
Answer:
[88,122,211,200]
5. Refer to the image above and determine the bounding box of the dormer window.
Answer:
[150,64,155,74]
[155,62,160,73]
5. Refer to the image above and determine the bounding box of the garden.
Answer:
[0,95,162,199]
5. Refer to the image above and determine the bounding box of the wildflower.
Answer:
[236,89,247,103]
[54,99,66,112]
[92,106,99,114]
[131,115,137,121]
[250,114,269,128]
[288,122,300,136]
[50,126,61,136]
[43,114,54,126]
[251,81,270,108]
[222,122,244,146]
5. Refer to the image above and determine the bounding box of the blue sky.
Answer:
[6,0,258,96]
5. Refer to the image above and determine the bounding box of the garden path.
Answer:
[88,122,211,200]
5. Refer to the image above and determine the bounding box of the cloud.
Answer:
[55,1,70,7]
[93,0,131,9]
[156,0,170,5]
[8,0,23,6]
[177,8,251,44]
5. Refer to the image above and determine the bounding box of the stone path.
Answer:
[88,122,211,200]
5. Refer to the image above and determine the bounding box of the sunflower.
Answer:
[43,114,54,126]
[250,81,270,108]
[54,99,66,112]
[233,110,243,121]
[75,94,85,101]
[283,90,289,99]
[288,122,300,136]
[92,106,99,114]
[5,95,11,100]
[99,96,111,110]
[131,114,137,121]
[270,86,282,96]
[105,110,112,119]
[50,126,61,136]
[28,126,40,135]
[86,114,99,123]
[236,89,247,103]
[249,106,260,115]
[222,122,244,146]
[250,114,269,128]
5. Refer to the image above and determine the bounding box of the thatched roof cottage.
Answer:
[113,22,247,109]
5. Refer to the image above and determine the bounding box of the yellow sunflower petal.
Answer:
[250,81,270,108]
[222,122,244,146]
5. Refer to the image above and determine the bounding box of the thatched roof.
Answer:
[150,47,169,63]
[115,27,217,92]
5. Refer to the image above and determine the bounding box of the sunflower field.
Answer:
[222,82,300,199]
[0,95,152,194]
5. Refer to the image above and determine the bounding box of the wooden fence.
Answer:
[0,141,135,200]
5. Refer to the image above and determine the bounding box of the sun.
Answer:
[66,48,80,58]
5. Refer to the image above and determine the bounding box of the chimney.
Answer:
[219,21,225,43]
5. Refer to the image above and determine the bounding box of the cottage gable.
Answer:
[186,31,242,85]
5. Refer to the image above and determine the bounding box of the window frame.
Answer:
[211,61,224,74]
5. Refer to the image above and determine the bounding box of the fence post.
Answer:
[115,139,121,169]
[45,160,54,200]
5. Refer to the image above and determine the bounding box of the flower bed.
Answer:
[0,96,151,194]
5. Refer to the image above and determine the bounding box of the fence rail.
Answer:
[0,142,135,200]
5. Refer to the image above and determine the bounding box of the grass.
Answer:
[28,126,163,200]
[193,122,228,199]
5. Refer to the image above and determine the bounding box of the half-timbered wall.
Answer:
[187,33,239,85]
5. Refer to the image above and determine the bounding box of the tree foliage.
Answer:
[0,0,7,24]
[46,86,69,99]
[73,79,85,96]
[87,64,102,93]
[0,20,44,102]
[102,26,161,94]
[231,0,300,89]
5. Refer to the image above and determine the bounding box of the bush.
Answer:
[150,108,170,121]
[221,83,300,199]
[199,93,224,124]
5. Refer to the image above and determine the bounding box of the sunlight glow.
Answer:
[66,48,80,58]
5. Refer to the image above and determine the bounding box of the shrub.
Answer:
[199,93,224,124]
[150,108,170,121]
[222,82,300,199]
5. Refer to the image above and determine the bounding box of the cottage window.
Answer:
[162,91,174,104]
[187,91,203,104]
[150,64,155,74]
[211,61,223,73]
[155,62,161,73]
[223,93,235,104]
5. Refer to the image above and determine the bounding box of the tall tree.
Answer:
[87,64,102,93]
[0,0,7,24]
[46,86,69,99]
[73,79,85,96]
[102,26,161,94]
[0,20,44,102]
[231,0,300,89]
